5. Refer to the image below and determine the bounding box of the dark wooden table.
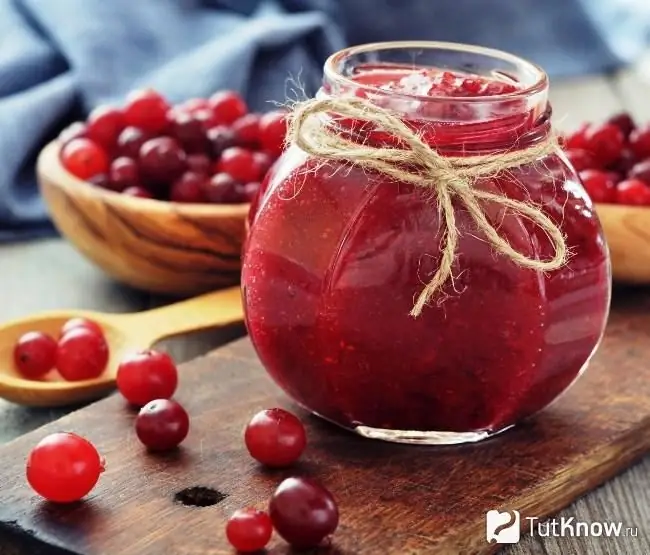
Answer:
[2,62,650,553]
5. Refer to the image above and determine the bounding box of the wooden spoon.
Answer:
[0,287,244,407]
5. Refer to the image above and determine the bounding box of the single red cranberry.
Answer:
[609,147,637,175]
[124,88,171,133]
[56,328,109,381]
[244,408,307,467]
[60,138,110,180]
[616,178,650,206]
[259,111,288,156]
[204,173,244,203]
[59,122,87,145]
[116,349,178,406]
[584,123,624,166]
[628,159,650,185]
[226,508,273,553]
[606,112,636,139]
[192,108,223,131]
[630,125,650,160]
[108,157,140,192]
[216,147,259,183]
[232,113,261,146]
[252,151,273,177]
[207,126,236,158]
[186,153,211,175]
[86,105,125,149]
[135,399,190,451]
[13,332,57,379]
[565,149,597,172]
[579,170,617,203]
[123,186,153,199]
[170,171,206,203]
[170,111,208,153]
[209,91,247,125]
[26,432,104,503]
[88,173,110,189]
[60,317,104,338]
[241,182,260,203]
[117,126,152,159]
[269,477,339,549]
[565,123,590,151]
[139,137,187,185]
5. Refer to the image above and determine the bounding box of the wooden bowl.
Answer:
[37,141,249,295]
[596,203,650,283]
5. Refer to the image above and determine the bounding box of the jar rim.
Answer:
[323,41,548,103]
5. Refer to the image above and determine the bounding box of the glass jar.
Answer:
[242,42,611,445]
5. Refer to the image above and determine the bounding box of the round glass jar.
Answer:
[241,42,611,445]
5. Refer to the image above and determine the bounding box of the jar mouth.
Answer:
[323,41,548,104]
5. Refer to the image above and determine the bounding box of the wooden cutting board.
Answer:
[0,289,649,555]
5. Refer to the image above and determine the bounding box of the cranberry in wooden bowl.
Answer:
[242,42,611,445]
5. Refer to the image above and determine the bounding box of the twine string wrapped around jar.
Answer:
[287,97,568,317]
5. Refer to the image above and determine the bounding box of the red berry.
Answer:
[116,350,178,406]
[609,147,637,175]
[241,182,261,203]
[269,477,339,549]
[135,399,189,451]
[109,157,140,192]
[565,123,590,150]
[259,111,288,156]
[579,170,617,204]
[565,149,597,172]
[26,432,104,503]
[123,186,153,199]
[13,332,57,379]
[60,138,109,180]
[244,408,306,467]
[606,112,635,139]
[584,123,624,166]
[232,114,261,146]
[117,126,152,159]
[209,91,247,125]
[226,508,273,553]
[217,147,259,183]
[207,126,236,157]
[86,105,125,149]
[170,171,206,203]
[60,318,104,338]
[616,179,650,206]
[186,153,211,175]
[630,125,650,160]
[56,328,109,381]
[629,160,650,186]
[170,111,208,153]
[124,89,171,133]
[59,122,87,145]
[252,151,273,178]
[204,173,244,204]
[180,98,210,114]
[139,137,187,185]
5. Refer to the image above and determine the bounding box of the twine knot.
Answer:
[287,97,567,317]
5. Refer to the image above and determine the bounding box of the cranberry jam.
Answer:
[242,42,611,444]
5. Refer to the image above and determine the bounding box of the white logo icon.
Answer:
[486,509,521,543]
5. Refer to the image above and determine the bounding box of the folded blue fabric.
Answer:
[1,0,647,241]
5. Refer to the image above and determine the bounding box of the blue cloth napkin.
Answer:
[1,0,647,241]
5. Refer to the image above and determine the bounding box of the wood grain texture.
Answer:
[0,289,649,555]
[37,142,248,296]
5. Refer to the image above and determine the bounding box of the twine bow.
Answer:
[287,97,567,317]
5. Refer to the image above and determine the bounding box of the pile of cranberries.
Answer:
[24,340,338,552]
[57,89,287,204]
[562,113,650,205]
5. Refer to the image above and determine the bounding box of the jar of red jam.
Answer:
[242,42,611,444]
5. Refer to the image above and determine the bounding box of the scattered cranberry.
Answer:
[117,126,152,159]
[56,328,109,381]
[139,137,187,184]
[583,123,624,167]
[259,111,287,156]
[123,186,153,199]
[59,122,87,145]
[565,149,597,172]
[226,508,273,553]
[186,153,211,175]
[232,114,261,146]
[86,105,125,149]
[579,170,617,204]
[124,89,171,134]
[26,432,104,503]
[60,317,104,338]
[269,477,339,549]
[616,179,650,206]
[204,173,244,204]
[207,126,236,158]
[60,138,110,180]
[607,112,636,139]
[13,332,57,379]
[245,408,306,467]
[116,350,178,406]
[180,98,211,114]
[109,157,140,192]
[629,160,650,186]
[170,171,206,203]
[135,399,189,451]
[216,147,259,183]
[630,125,650,160]
[209,91,247,125]
[608,147,637,175]
[170,111,208,153]
[565,123,590,151]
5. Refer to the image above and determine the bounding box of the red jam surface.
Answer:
[242,68,610,435]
